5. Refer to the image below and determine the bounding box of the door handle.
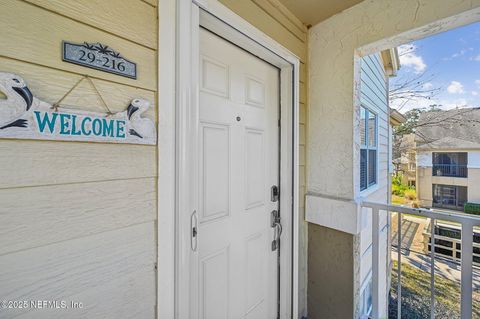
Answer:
[191,210,198,252]
[271,209,280,227]
[271,210,282,251]
[274,222,283,239]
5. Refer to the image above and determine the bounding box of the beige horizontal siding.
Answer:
[0,1,158,317]
[300,62,307,83]
[300,102,306,123]
[300,145,306,165]
[300,82,307,104]
[252,0,307,42]
[0,0,156,90]
[0,140,156,188]
[0,223,155,317]
[218,0,307,61]
[16,268,156,319]
[141,0,157,7]
[0,178,156,255]
[25,0,158,48]
[0,57,156,119]
[300,123,306,145]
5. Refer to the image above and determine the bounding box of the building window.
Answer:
[432,152,468,178]
[432,184,468,211]
[360,106,377,191]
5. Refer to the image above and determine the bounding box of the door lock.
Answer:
[271,185,279,202]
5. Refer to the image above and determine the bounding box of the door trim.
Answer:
[159,1,300,318]
[157,0,176,317]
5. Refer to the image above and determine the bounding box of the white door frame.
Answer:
[158,0,300,318]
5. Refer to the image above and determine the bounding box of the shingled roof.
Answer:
[415,108,480,150]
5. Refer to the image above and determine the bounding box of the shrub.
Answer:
[392,183,408,197]
[404,189,416,200]
[464,202,480,215]
[392,173,403,186]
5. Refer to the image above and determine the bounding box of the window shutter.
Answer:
[360,149,367,190]
[368,149,377,186]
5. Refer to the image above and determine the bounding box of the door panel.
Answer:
[245,128,265,209]
[200,123,230,222]
[196,28,280,319]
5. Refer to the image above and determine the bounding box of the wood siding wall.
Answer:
[359,52,390,316]
[217,0,308,315]
[0,0,158,318]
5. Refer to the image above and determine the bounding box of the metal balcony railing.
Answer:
[421,223,480,265]
[361,201,480,319]
[432,164,468,177]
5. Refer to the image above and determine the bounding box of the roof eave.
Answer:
[389,108,406,126]
[381,48,400,77]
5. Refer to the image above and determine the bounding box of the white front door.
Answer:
[195,28,280,319]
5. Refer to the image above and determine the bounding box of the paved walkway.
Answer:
[390,214,480,290]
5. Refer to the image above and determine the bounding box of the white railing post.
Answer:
[371,207,380,318]
[397,212,402,318]
[430,219,435,319]
[359,200,480,319]
[461,222,473,319]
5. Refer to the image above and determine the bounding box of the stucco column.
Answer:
[305,1,480,318]
[306,25,362,318]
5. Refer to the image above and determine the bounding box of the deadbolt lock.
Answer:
[271,185,279,202]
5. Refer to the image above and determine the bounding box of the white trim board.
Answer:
[157,0,176,318]
[168,1,301,318]
[306,193,362,235]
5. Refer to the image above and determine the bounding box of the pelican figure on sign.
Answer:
[0,72,34,129]
[126,98,155,139]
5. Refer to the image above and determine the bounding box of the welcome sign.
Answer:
[34,111,127,139]
[0,73,156,145]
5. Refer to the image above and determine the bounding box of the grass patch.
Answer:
[389,261,480,318]
[392,195,407,205]
[391,174,416,206]
[404,189,416,201]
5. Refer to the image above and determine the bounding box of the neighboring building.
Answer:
[416,108,480,210]
[389,108,407,127]
[394,133,417,186]
[422,220,480,265]
[0,1,479,319]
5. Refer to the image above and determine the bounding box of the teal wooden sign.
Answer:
[0,72,156,145]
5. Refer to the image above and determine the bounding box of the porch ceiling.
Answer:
[277,0,364,27]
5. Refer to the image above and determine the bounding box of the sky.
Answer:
[390,22,480,113]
